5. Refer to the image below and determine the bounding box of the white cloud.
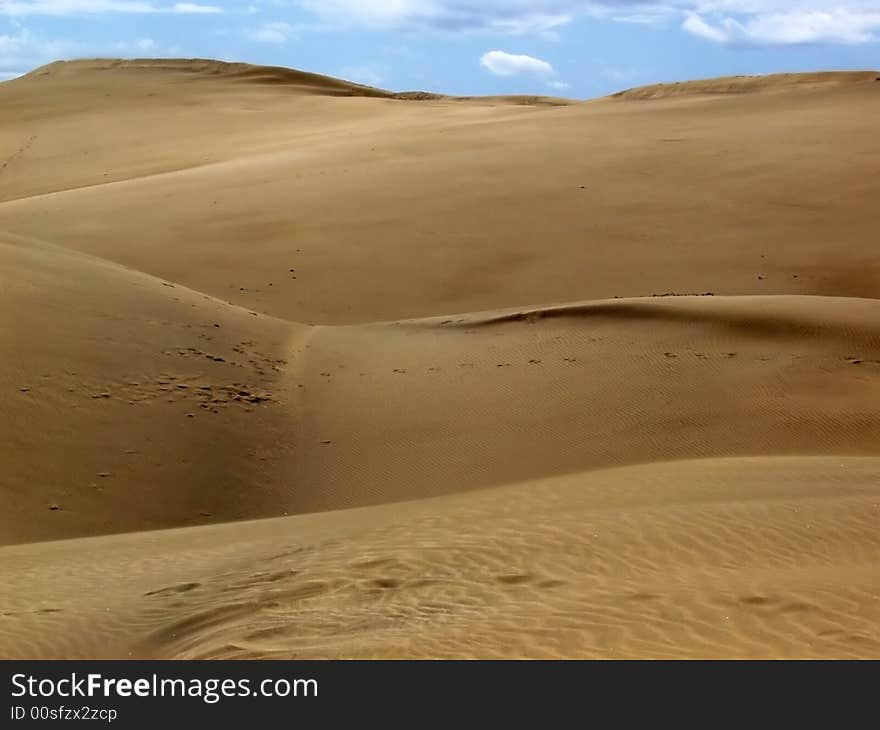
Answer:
[547,79,570,89]
[682,12,728,43]
[480,49,553,77]
[245,21,295,43]
[172,2,220,13]
[296,1,880,45]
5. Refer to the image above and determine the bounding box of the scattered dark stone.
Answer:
[97,472,112,478]
[48,504,61,511]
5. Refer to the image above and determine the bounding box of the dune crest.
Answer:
[22,58,395,97]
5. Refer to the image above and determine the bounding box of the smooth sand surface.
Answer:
[1,61,879,658]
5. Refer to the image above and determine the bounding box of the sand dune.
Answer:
[4,61,880,323]
[611,71,880,100]
[1,60,879,658]
[290,295,880,512]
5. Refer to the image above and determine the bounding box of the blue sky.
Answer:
[2,2,880,97]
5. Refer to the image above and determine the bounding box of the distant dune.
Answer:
[611,70,880,100]
[1,60,879,659]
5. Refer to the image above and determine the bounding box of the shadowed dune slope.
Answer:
[1,62,880,658]
[0,234,307,544]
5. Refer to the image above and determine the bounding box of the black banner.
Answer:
[1,661,872,726]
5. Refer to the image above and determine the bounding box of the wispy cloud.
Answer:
[6,1,880,46]
[683,9,880,45]
[295,1,880,45]
[0,1,223,15]
[0,27,80,73]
